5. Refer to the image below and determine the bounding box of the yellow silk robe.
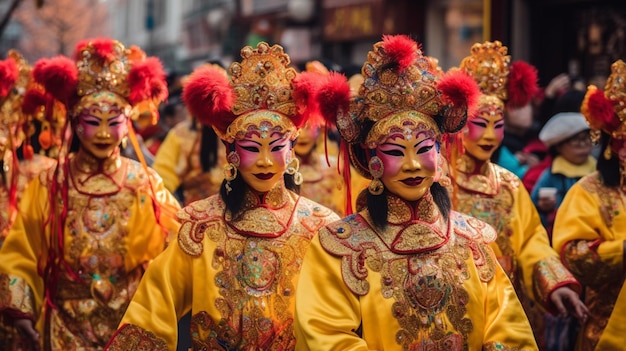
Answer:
[0,154,181,351]
[446,156,580,309]
[552,172,626,351]
[0,153,55,350]
[295,191,538,351]
[105,186,340,350]
[152,119,226,205]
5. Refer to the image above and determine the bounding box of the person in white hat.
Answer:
[531,112,596,241]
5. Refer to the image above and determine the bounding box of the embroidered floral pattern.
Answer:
[104,324,168,350]
[319,192,497,350]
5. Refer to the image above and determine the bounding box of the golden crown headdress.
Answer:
[183,42,320,143]
[459,40,538,110]
[31,38,168,129]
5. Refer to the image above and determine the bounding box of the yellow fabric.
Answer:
[552,172,626,350]
[551,155,596,178]
[451,162,578,308]
[595,282,626,350]
[294,209,538,350]
[0,158,181,350]
[111,192,340,350]
[152,123,186,192]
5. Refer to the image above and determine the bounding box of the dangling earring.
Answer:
[224,151,240,194]
[368,155,384,195]
[121,136,128,149]
[285,157,303,185]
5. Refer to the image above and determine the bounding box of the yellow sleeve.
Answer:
[509,183,579,309]
[110,240,194,350]
[152,130,183,193]
[483,250,539,350]
[123,173,181,272]
[595,282,626,350]
[0,177,49,321]
[552,182,624,286]
[295,231,368,351]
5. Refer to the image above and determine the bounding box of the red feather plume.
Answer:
[128,57,168,104]
[438,69,481,133]
[74,37,116,61]
[292,71,324,129]
[382,34,418,72]
[22,87,48,116]
[507,61,539,108]
[0,57,18,98]
[586,88,618,131]
[32,56,78,106]
[182,65,235,134]
[317,72,351,128]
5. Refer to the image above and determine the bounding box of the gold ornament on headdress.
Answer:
[459,40,510,101]
[358,42,441,125]
[76,40,131,100]
[604,60,626,125]
[1,50,33,146]
[223,42,299,142]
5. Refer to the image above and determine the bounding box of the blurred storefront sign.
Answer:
[322,0,383,41]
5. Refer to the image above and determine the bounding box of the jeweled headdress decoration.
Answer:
[459,40,538,110]
[316,35,480,179]
[30,37,168,128]
[0,51,31,144]
[581,59,626,158]
[183,42,318,143]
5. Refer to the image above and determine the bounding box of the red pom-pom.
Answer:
[439,70,481,113]
[438,70,481,133]
[128,57,168,104]
[22,87,47,115]
[32,56,78,106]
[292,71,324,129]
[317,72,351,128]
[0,58,18,98]
[182,65,235,134]
[382,34,418,72]
[74,37,116,61]
[507,61,539,108]
[586,88,618,131]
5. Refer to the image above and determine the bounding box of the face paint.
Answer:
[235,131,292,193]
[376,129,437,202]
[463,101,505,162]
[75,103,128,160]
[294,123,320,158]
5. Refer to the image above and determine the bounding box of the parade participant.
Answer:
[0,38,180,350]
[0,50,57,350]
[294,34,538,350]
[445,41,587,349]
[552,59,626,351]
[152,65,228,206]
[292,60,346,216]
[104,42,340,350]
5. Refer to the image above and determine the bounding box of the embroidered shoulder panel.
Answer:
[106,323,168,351]
[177,195,224,257]
[578,172,623,228]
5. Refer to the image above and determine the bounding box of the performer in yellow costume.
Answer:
[0,50,58,350]
[0,38,180,351]
[552,59,626,351]
[294,34,538,351]
[105,42,340,350]
[152,64,228,206]
[445,41,587,349]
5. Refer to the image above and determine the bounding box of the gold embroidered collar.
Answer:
[225,184,299,238]
[452,153,500,196]
[364,191,450,254]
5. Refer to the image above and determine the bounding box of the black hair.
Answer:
[597,132,621,187]
[200,126,219,172]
